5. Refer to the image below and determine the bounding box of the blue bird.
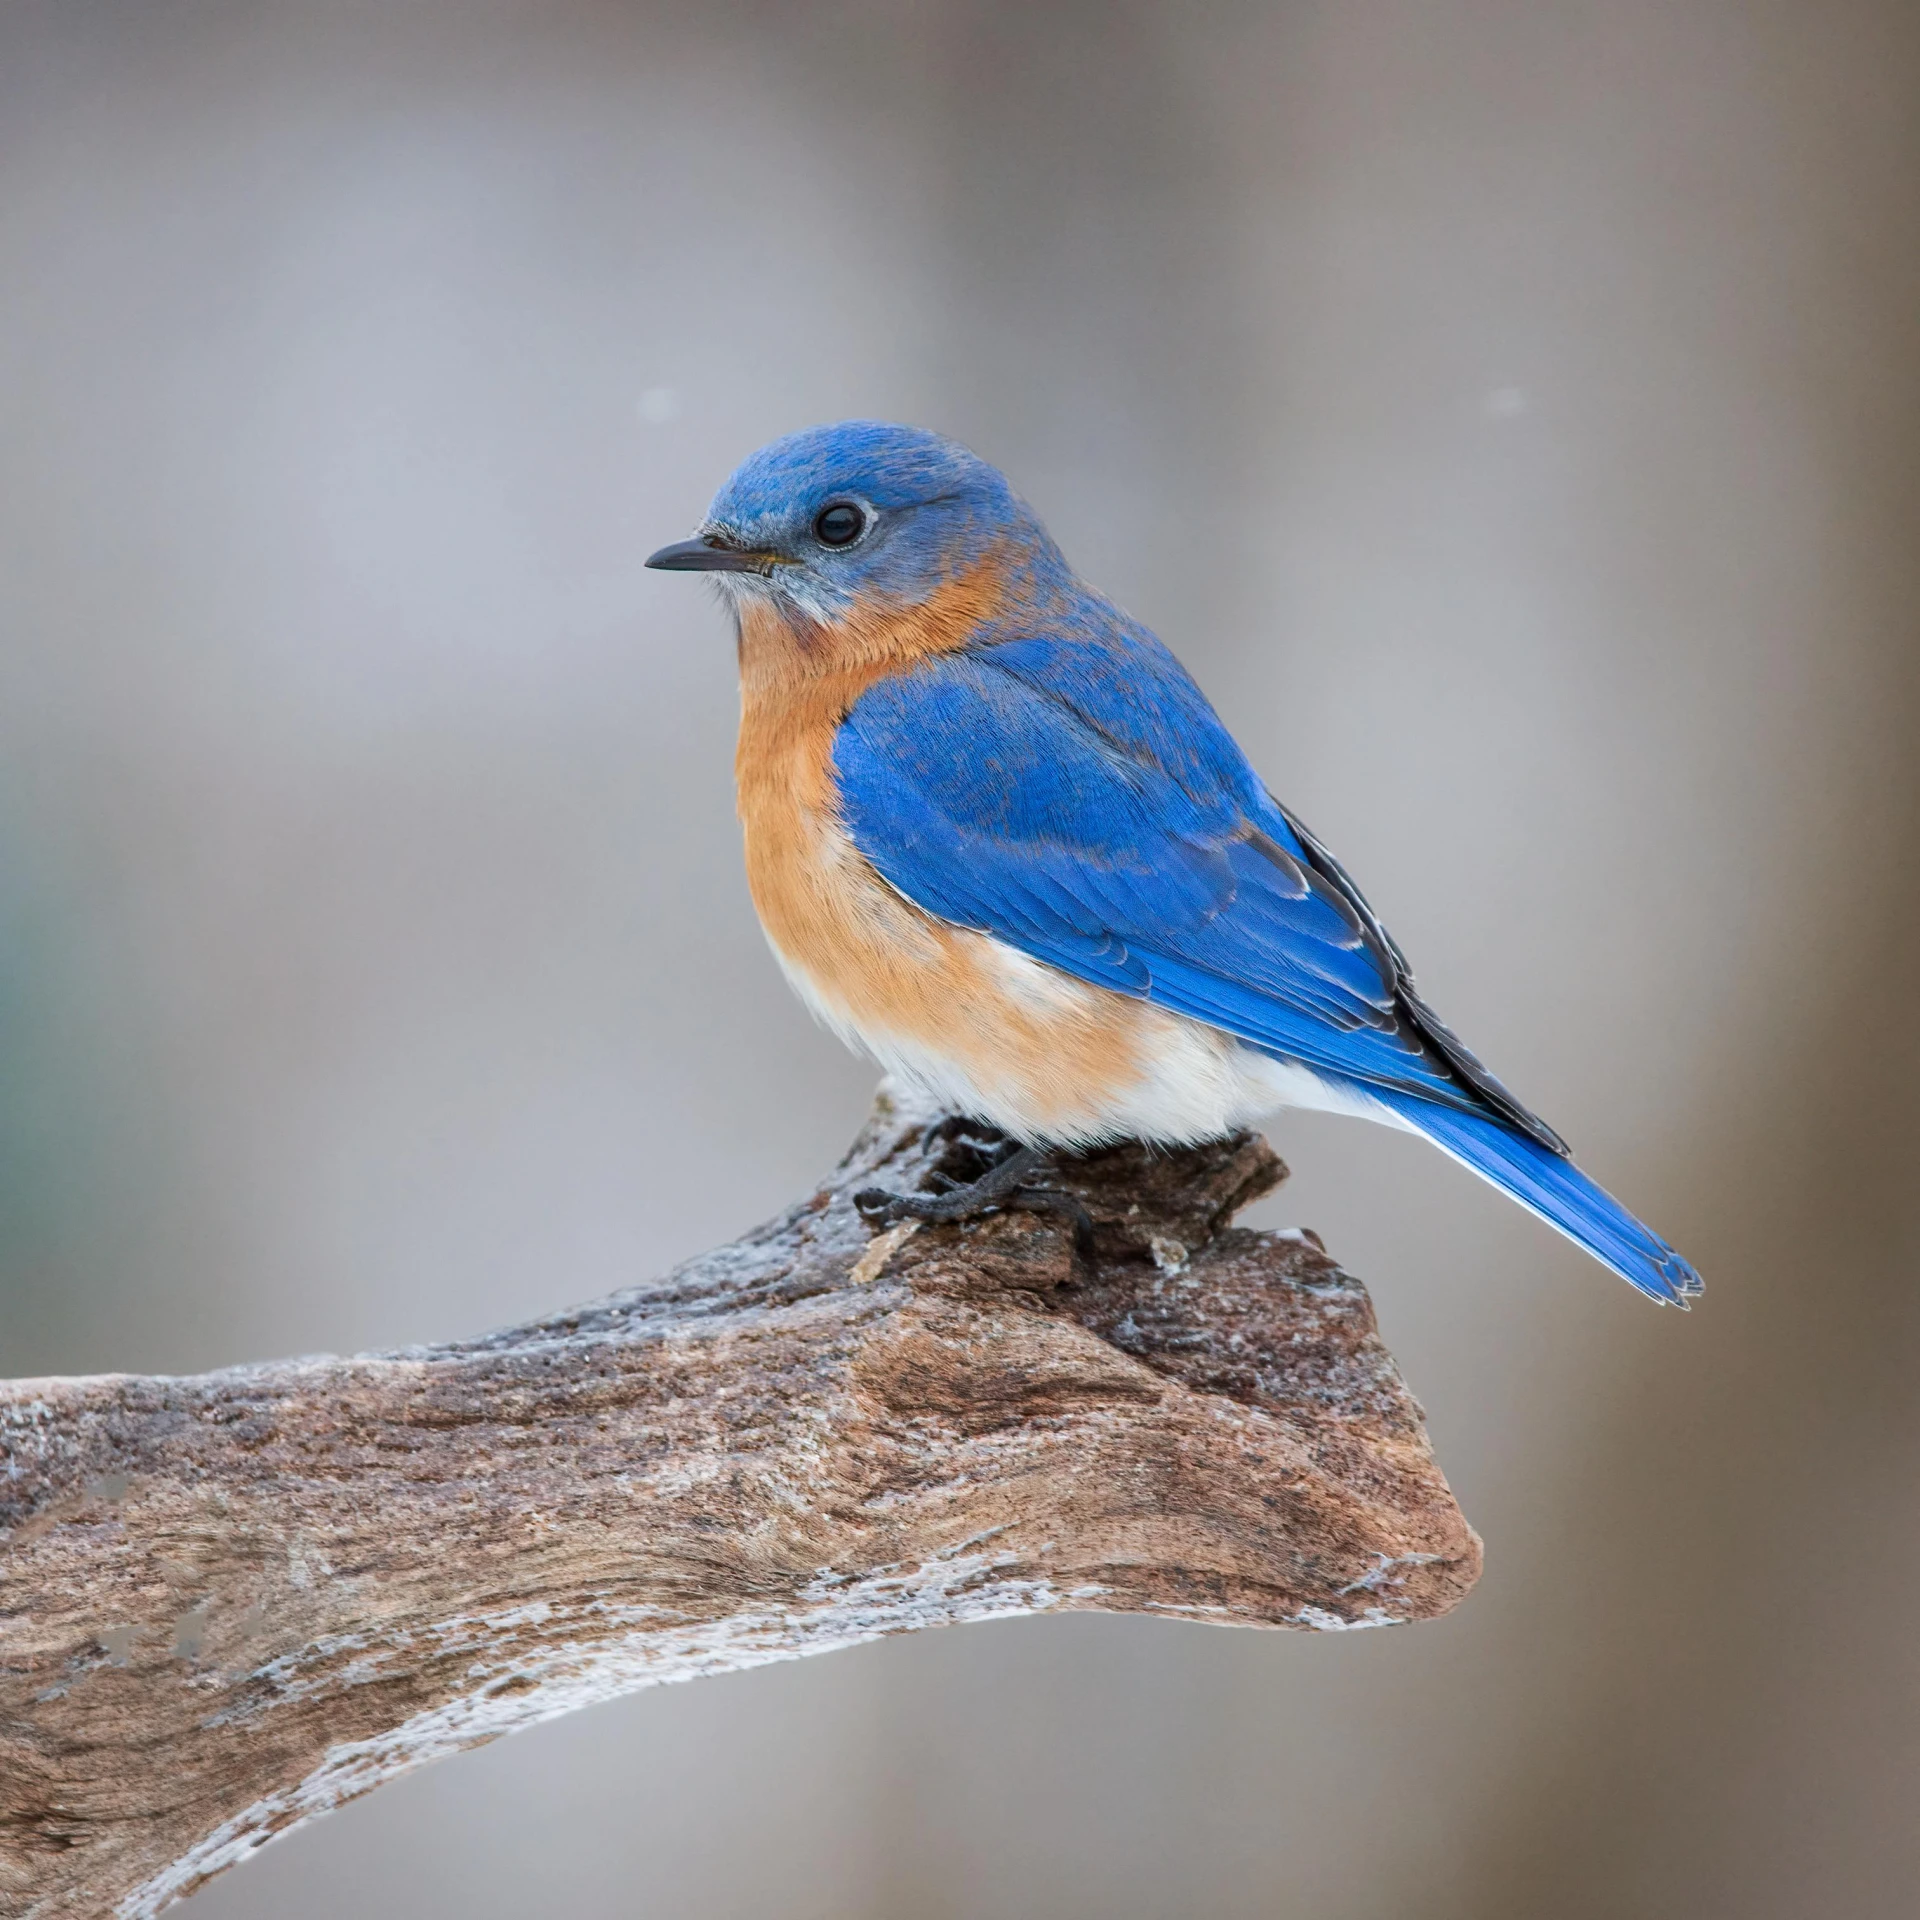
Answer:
[647,421,1701,1304]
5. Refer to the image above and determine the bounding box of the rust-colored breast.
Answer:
[731,572,1151,1136]
[733,572,987,1038]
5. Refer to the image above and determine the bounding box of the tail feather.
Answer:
[1372,1089,1703,1306]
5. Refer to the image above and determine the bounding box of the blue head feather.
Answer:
[701,421,1069,617]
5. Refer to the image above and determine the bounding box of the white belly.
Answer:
[773,926,1405,1150]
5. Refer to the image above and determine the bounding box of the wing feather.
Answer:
[832,642,1565,1150]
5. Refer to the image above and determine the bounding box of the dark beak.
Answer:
[645,535,779,575]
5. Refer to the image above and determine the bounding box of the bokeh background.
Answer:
[4,1,1917,1913]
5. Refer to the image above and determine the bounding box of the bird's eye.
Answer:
[812,502,867,548]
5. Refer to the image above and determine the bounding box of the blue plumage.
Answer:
[838,644,1529,1132]
[836,644,1701,1304]
[1371,1095,1703,1304]
[650,419,1703,1305]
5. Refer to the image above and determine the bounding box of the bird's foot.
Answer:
[854,1124,1096,1268]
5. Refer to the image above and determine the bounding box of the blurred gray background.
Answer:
[3,0,1917,1914]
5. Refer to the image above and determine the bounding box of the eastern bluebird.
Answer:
[648,422,1701,1304]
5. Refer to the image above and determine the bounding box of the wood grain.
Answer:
[0,1084,1480,1918]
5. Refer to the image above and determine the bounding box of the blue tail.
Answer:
[1371,1089,1703,1305]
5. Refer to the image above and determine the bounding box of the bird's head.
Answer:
[646,421,1064,628]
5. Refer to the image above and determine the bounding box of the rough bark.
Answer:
[0,1085,1480,1919]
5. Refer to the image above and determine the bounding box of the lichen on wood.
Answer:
[0,1083,1480,1918]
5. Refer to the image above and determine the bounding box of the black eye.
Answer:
[812,502,867,548]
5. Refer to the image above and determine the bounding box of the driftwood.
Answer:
[0,1085,1480,1919]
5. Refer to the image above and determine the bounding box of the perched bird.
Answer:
[648,422,1701,1304]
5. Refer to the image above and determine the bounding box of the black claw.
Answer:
[854,1185,910,1225]
[1006,1187,1099,1273]
[853,1141,1097,1277]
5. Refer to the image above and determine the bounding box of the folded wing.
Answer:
[833,636,1554,1141]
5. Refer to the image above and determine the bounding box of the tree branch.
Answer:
[0,1085,1480,1919]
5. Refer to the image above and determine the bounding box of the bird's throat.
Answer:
[732,554,1012,706]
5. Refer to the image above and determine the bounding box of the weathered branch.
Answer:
[0,1086,1479,1919]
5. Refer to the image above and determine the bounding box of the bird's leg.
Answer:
[855,1138,1043,1226]
[855,1132,1097,1268]
[914,1114,1007,1192]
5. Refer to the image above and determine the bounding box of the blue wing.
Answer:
[832,626,1702,1304]
[834,631,1548,1136]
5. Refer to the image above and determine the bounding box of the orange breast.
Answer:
[731,575,1152,1136]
